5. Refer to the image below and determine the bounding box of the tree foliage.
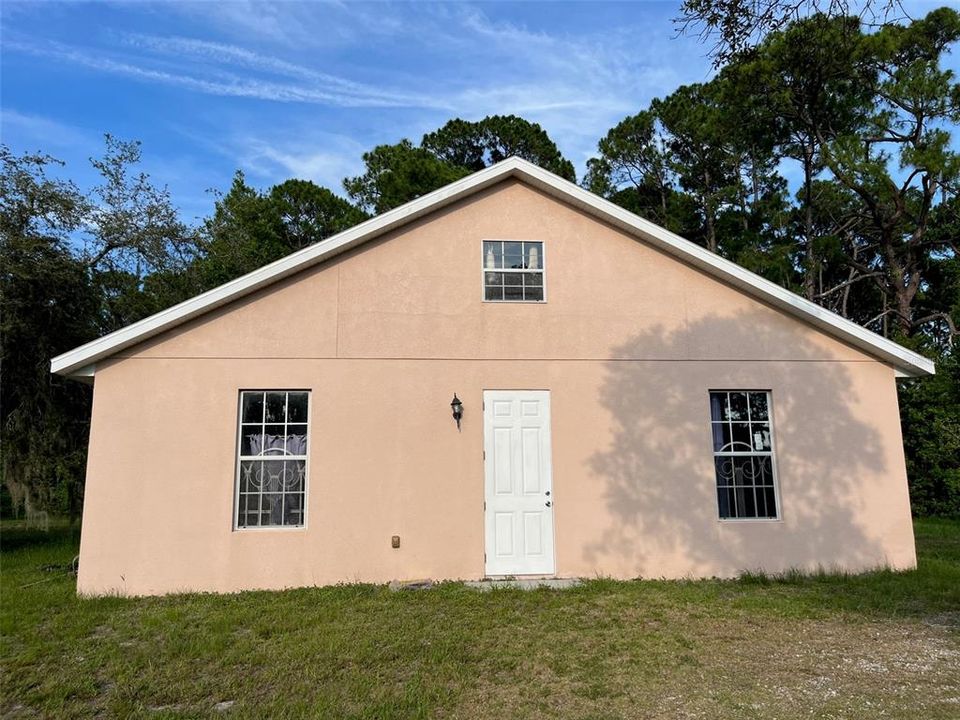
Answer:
[344,140,470,215]
[1,150,98,517]
[345,115,575,214]
[197,173,368,289]
[422,115,576,180]
[588,7,960,349]
[900,350,960,516]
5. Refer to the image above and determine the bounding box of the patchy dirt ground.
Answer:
[450,615,960,719]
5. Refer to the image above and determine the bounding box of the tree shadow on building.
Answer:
[583,310,901,578]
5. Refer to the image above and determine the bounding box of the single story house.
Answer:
[52,158,934,596]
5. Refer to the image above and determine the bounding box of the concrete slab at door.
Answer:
[483,390,555,576]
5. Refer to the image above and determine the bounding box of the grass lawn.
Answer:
[2,520,959,719]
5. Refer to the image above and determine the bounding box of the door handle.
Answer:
[545,501,552,508]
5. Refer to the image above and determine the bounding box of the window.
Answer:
[483,240,544,302]
[235,391,309,528]
[709,391,779,520]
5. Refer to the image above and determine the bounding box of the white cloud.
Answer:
[6,38,449,109]
[118,33,439,107]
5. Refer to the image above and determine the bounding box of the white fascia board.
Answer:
[51,157,935,379]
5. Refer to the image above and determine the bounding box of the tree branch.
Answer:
[814,272,884,298]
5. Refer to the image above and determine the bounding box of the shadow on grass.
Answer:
[1,521,81,553]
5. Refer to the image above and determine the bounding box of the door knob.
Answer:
[545,501,552,507]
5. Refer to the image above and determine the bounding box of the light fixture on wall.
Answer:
[450,394,464,431]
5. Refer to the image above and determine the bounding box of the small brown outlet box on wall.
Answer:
[391,535,400,548]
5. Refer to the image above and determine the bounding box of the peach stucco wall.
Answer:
[77,179,916,595]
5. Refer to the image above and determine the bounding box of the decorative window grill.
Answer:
[483,240,545,302]
[709,390,779,520]
[235,391,309,528]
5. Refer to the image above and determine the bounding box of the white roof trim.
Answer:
[51,157,935,378]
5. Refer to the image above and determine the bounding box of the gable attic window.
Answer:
[709,390,780,520]
[483,240,545,302]
[235,391,309,529]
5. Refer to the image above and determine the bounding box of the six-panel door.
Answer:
[483,390,555,576]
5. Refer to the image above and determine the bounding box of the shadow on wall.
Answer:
[585,310,888,577]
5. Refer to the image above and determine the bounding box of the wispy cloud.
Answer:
[118,33,437,107]
[5,37,448,109]
[160,0,421,47]
[158,0,328,46]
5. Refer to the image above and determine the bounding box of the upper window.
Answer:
[483,240,544,302]
[235,391,309,529]
[709,390,779,520]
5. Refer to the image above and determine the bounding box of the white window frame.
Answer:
[233,390,311,532]
[708,389,781,522]
[480,239,547,303]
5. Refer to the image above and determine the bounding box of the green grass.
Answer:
[2,519,958,719]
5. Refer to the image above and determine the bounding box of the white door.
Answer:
[483,390,555,576]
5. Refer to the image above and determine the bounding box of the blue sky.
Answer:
[2,1,956,222]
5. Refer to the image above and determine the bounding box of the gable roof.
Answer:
[51,157,935,379]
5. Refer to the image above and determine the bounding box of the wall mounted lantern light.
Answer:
[450,394,464,431]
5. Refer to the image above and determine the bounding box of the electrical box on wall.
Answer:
[391,535,400,549]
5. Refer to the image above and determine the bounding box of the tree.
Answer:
[72,136,202,332]
[920,198,960,349]
[270,179,368,250]
[719,14,871,300]
[819,8,960,340]
[346,115,576,214]
[0,149,88,239]
[582,111,677,229]
[653,82,744,253]
[793,179,876,320]
[199,172,282,288]
[83,135,195,276]
[0,149,99,518]
[344,140,469,215]
[199,173,368,289]
[422,115,576,181]
[899,350,960,516]
[585,78,788,266]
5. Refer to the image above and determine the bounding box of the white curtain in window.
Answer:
[247,433,307,456]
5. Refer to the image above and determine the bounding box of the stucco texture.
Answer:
[77,179,916,595]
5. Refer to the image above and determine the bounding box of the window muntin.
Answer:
[235,390,309,529]
[709,390,779,520]
[483,240,544,302]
